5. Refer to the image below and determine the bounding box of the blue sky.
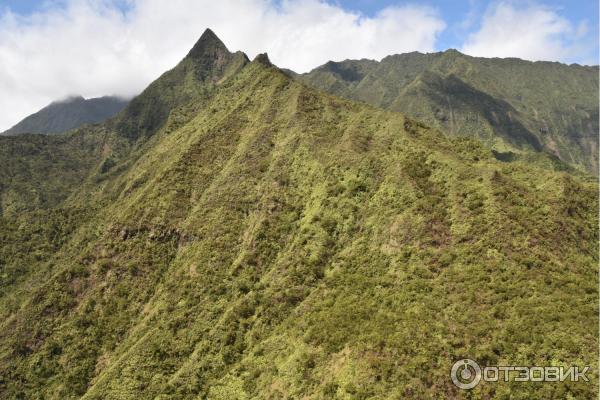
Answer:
[342,0,599,59]
[2,0,597,60]
[0,0,597,131]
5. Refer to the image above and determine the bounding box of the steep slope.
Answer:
[0,28,249,348]
[0,29,248,217]
[0,32,597,400]
[113,28,249,141]
[2,96,129,136]
[298,50,599,174]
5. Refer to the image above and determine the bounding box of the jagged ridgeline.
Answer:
[296,51,599,174]
[0,30,597,399]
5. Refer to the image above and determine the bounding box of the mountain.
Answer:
[2,95,129,136]
[0,30,597,400]
[112,28,249,141]
[297,50,599,174]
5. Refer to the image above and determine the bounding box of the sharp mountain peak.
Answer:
[186,28,231,60]
[252,53,272,67]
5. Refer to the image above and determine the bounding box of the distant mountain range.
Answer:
[2,95,129,136]
[6,48,597,175]
[295,51,599,174]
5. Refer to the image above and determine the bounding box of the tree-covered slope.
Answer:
[112,28,249,142]
[297,51,599,174]
[0,31,597,400]
[2,96,129,136]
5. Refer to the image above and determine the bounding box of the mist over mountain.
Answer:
[0,29,596,400]
[296,51,599,174]
[2,96,129,136]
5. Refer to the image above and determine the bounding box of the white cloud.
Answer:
[0,0,446,131]
[461,1,594,63]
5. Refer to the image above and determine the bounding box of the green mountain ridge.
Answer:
[113,28,250,141]
[297,50,599,174]
[2,96,129,136]
[0,30,597,399]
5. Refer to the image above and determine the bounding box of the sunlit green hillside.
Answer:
[297,51,599,174]
[0,30,597,400]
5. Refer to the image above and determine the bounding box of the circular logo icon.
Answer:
[451,359,482,389]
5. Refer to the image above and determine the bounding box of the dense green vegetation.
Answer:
[2,96,129,136]
[0,30,597,399]
[296,50,599,174]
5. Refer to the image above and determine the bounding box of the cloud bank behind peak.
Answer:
[0,0,445,131]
